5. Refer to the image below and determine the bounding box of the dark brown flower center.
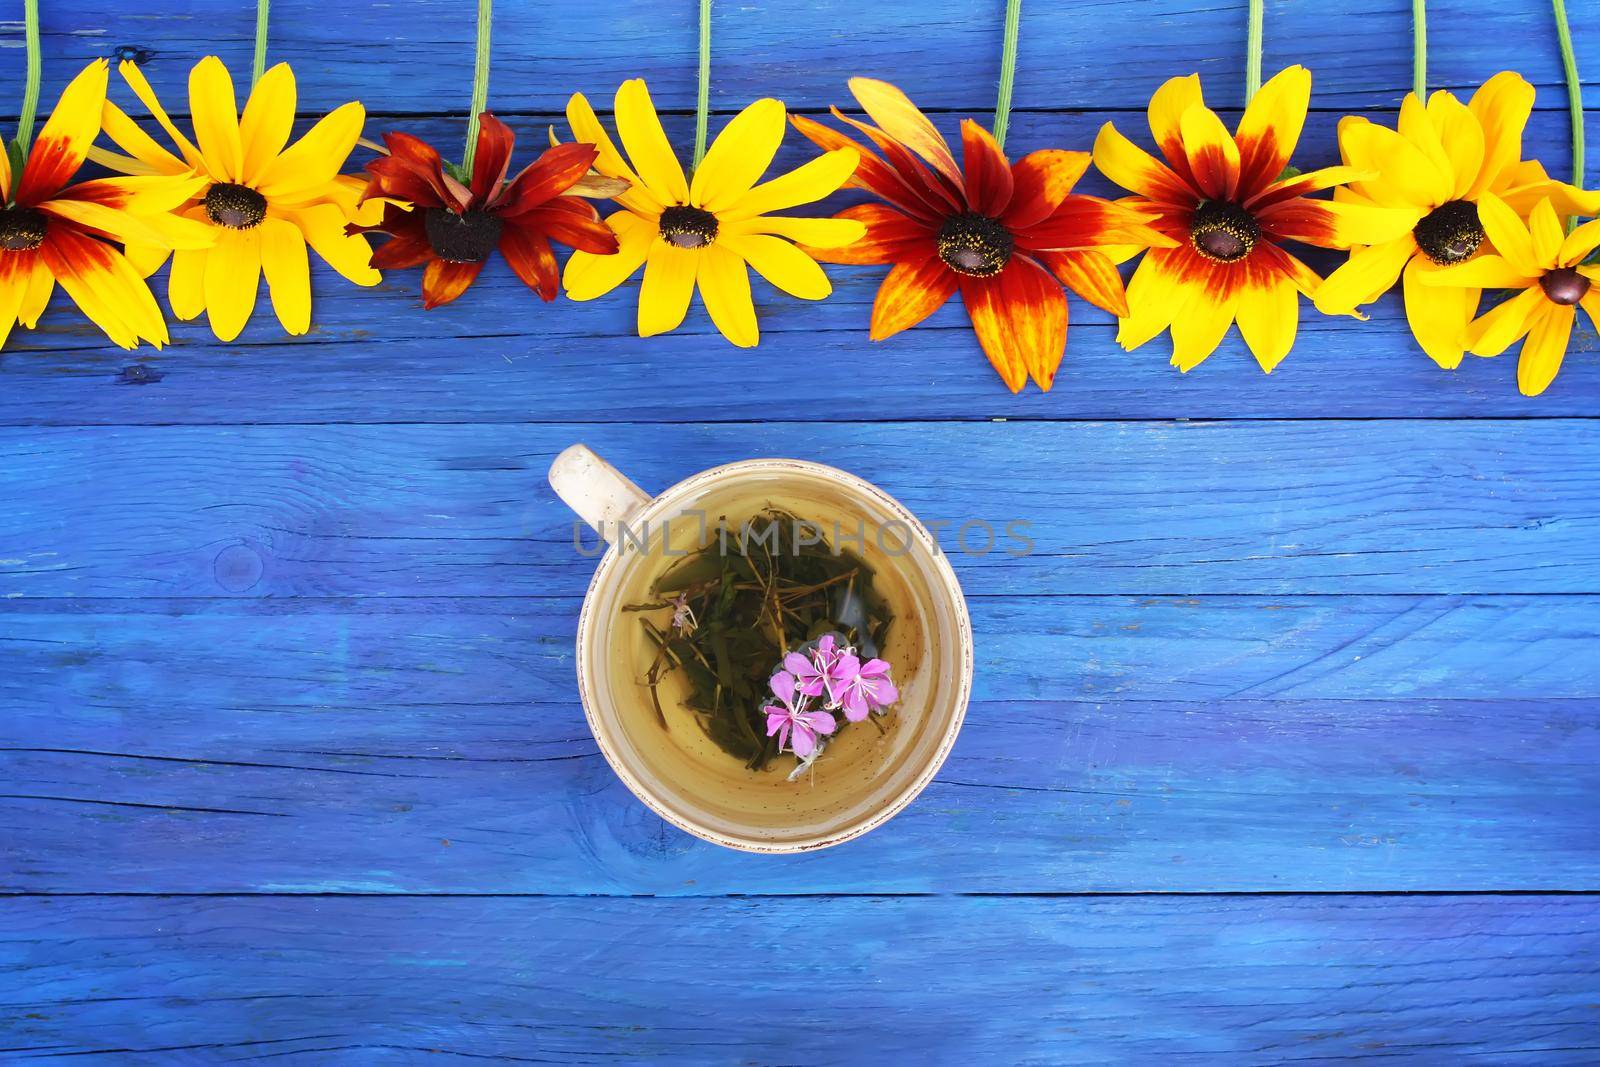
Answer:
[658,205,719,249]
[424,208,503,263]
[1190,201,1259,263]
[0,206,48,251]
[1414,199,1484,266]
[204,182,268,230]
[936,212,1013,277]
[1540,267,1591,306]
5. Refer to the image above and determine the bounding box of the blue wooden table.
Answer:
[5,0,1600,1061]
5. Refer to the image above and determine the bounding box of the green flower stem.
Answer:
[692,0,712,168]
[1245,0,1263,102]
[992,0,1023,151]
[252,0,270,87]
[15,0,42,158]
[1412,0,1426,99]
[462,0,493,179]
[1553,0,1585,192]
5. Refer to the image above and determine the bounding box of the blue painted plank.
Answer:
[3,894,1598,1062]
[5,110,1597,421]
[6,0,1600,118]
[2,421,1598,598]
[4,595,1597,893]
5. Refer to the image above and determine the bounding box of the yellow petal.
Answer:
[1234,65,1310,188]
[0,256,28,349]
[260,216,311,335]
[1418,254,1538,290]
[1528,198,1565,267]
[1337,118,1449,208]
[1398,93,1454,190]
[697,244,758,348]
[19,255,55,328]
[189,56,244,182]
[169,248,208,320]
[0,133,10,201]
[1169,283,1239,372]
[1235,274,1299,373]
[99,99,190,175]
[1117,249,1198,350]
[727,215,866,248]
[18,60,107,201]
[1476,192,1541,275]
[565,211,654,301]
[204,226,262,341]
[1147,73,1203,167]
[1468,286,1542,356]
[614,79,689,206]
[280,203,381,286]
[117,59,205,170]
[1177,104,1241,200]
[255,102,365,199]
[1313,236,1415,315]
[1425,91,1485,199]
[690,98,786,213]
[240,62,297,182]
[1517,302,1573,396]
[1559,218,1600,266]
[637,241,698,337]
[123,240,170,278]
[720,233,832,300]
[846,77,964,188]
[1467,71,1534,196]
[565,91,661,216]
[722,148,859,222]
[1403,255,1478,368]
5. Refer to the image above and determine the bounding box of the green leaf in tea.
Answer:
[630,509,896,773]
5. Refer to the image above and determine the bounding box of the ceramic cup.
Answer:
[548,444,974,853]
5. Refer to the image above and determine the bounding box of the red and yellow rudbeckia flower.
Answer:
[352,114,619,308]
[1,61,208,350]
[88,56,384,341]
[792,78,1170,393]
[1094,66,1414,372]
[1313,72,1600,369]
[1420,194,1600,396]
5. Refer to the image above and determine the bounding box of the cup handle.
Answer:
[548,444,652,546]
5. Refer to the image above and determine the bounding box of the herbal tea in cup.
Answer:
[550,445,973,853]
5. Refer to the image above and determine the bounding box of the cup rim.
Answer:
[573,457,974,853]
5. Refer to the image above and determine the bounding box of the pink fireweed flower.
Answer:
[835,656,899,722]
[763,671,837,758]
[783,634,855,703]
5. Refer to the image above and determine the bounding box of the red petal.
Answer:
[959,120,1014,217]
[959,254,1068,393]
[805,204,936,265]
[421,258,485,309]
[832,107,964,217]
[789,114,942,224]
[497,142,602,216]
[1034,249,1130,317]
[1004,150,1091,231]
[499,226,560,301]
[369,231,434,271]
[514,199,619,255]
[870,254,958,340]
[469,113,516,203]
[1016,195,1158,252]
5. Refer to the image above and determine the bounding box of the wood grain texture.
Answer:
[2,421,1598,599]
[5,0,1600,1059]
[4,895,1599,1063]
[5,0,1599,117]
[4,595,1598,893]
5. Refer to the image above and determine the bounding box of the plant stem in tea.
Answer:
[627,510,894,771]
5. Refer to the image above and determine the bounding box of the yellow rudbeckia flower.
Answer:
[1314,72,1600,368]
[1419,194,1600,396]
[87,57,384,341]
[561,79,865,348]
